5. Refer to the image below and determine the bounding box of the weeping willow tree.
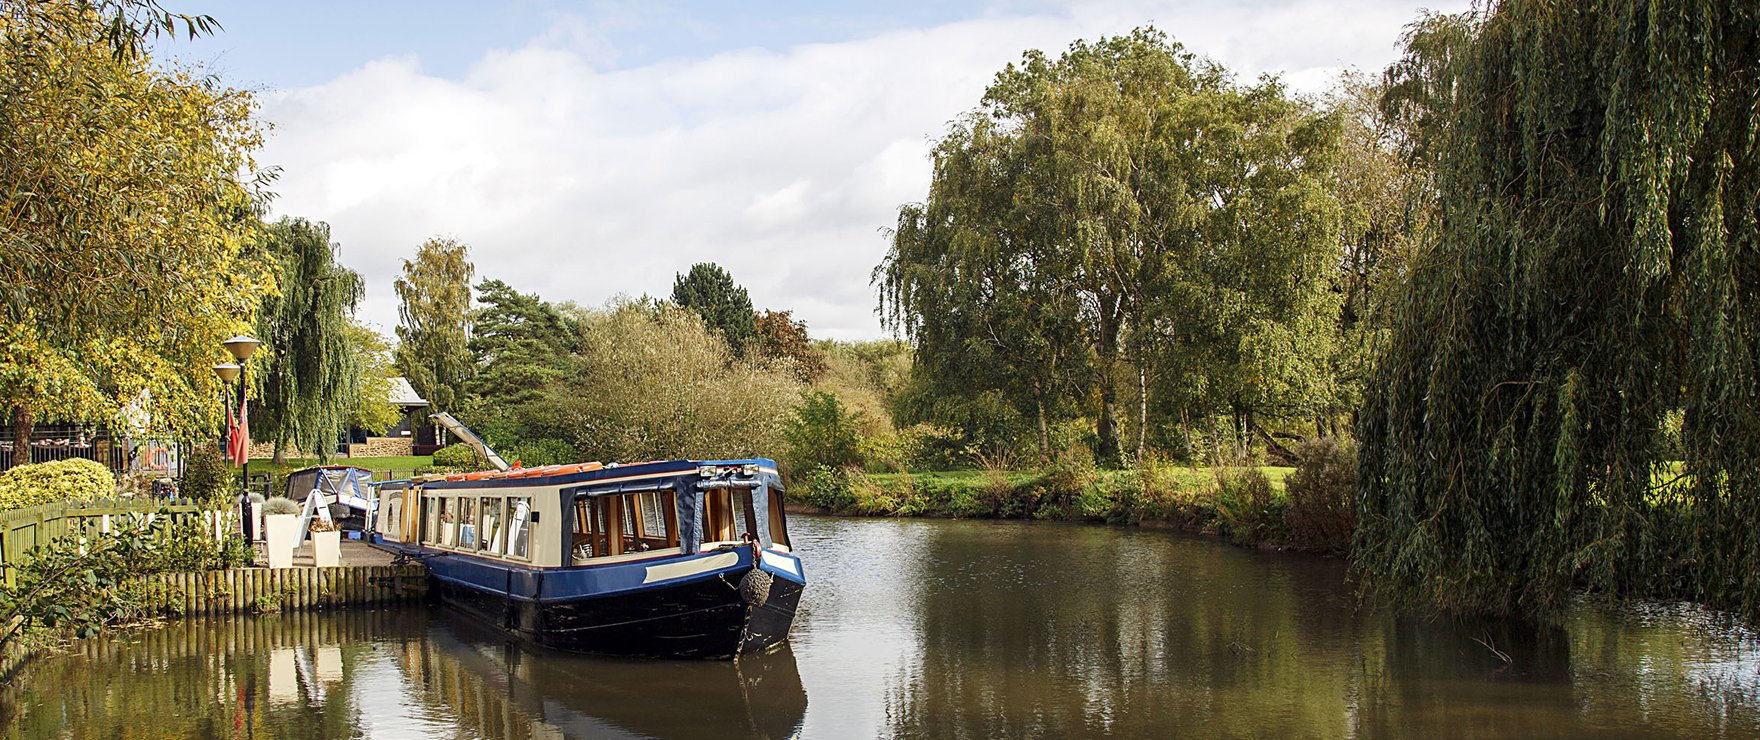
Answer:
[252,217,365,463]
[1355,0,1760,618]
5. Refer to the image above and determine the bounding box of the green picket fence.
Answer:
[0,498,207,587]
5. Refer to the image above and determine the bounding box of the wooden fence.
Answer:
[0,498,209,587]
[142,565,429,616]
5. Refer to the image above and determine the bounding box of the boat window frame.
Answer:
[566,485,681,564]
[505,496,533,561]
[479,497,504,556]
[767,486,790,549]
[701,486,758,544]
[438,496,457,547]
[457,497,479,549]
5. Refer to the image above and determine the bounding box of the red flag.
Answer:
[231,398,250,466]
[225,402,240,466]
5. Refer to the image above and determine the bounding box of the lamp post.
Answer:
[215,335,259,538]
[214,335,260,493]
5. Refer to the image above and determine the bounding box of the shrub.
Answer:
[910,424,979,470]
[180,444,232,506]
[147,518,257,571]
[797,465,856,511]
[1039,448,1097,516]
[506,438,579,467]
[1212,468,1282,545]
[432,442,489,469]
[1282,437,1358,555]
[858,430,913,473]
[262,496,301,516]
[784,392,863,473]
[0,458,115,511]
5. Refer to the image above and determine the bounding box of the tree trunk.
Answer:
[1251,418,1300,466]
[1179,410,1194,460]
[1234,405,1249,460]
[1135,364,1148,465]
[1035,395,1051,463]
[1094,295,1122,467]
[271,444,287,465]
[9,404,32,470]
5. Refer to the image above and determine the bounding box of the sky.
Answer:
[166,0,1471,341]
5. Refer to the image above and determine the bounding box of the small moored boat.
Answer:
[371,457,804,659]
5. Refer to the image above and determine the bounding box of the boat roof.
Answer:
[289,465,374,473]
[418,457,779,491]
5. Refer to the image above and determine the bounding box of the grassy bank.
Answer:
[790,465,1330,550]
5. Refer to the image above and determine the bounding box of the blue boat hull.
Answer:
[414,543,805,659]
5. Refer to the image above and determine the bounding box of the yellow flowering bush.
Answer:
[0,458,115,512]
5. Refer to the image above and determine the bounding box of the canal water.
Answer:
[4,515,1759,738]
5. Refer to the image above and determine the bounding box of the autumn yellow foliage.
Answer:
[0,5,275,437]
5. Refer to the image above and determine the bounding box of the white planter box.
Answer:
[250,502,265,542]
[265,514,298,569]
[313,530,341,567]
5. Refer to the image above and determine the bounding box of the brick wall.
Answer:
[348,437,413,458]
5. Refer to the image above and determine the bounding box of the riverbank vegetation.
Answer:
[1,507,255,658]
[2,0,1756,629]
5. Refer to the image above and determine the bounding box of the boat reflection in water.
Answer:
[0,607,808,740]
[418,612,809,739]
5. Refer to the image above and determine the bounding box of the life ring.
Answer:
[148,446,172,470]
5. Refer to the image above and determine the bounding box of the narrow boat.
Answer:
[370,457,805,660]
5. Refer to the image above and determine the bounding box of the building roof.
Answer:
[388,377,429,407]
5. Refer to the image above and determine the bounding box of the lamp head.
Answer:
[213,362,241,383]
[222,335,261,361]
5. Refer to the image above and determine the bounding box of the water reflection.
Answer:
[5,515,1760,739]
[0,608,807,739]
[791,516,1760,739]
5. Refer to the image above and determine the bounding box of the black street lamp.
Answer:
[213,334,260,488]
[215,335,259,537]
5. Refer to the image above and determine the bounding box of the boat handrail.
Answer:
[696,480,763,490]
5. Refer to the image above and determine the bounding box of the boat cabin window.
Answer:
[768,487,790,549]
[480,498,503,555]
[458,498,479,549]
[437,498,456,547]
[572,491,678,561]
[507,497,532,560]
[703,488,758,543]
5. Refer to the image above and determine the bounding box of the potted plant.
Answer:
[310,518,342,568]
[263,496,301,568]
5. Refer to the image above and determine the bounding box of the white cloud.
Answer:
[255,1,1468,340]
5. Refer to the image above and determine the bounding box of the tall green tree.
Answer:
[0,1,271,464]
[462,277,579,450]
[881,28,1343,465]
[1355,0,1760,619]
[251,217,364,463]
[343,321,401,436]
[671,263,755,355]
[393,237,474,418]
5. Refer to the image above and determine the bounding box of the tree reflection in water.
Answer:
[4,516,1760,739]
